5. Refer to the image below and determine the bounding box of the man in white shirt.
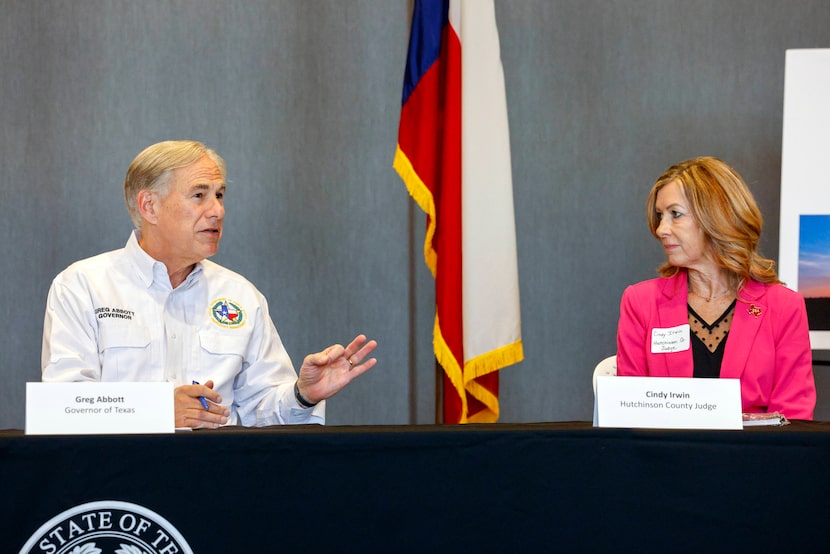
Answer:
[42,140,377,428]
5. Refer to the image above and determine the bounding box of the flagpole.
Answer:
[405,0,418,426]
[435,359,443,424]
[407,200,419,425]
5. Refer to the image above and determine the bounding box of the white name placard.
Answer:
[26,382,175,435]
[595,376,742,430]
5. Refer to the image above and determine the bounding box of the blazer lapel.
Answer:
[655,273,694,377]
[721,280,766,380]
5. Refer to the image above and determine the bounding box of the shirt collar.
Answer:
[125,230,204,290]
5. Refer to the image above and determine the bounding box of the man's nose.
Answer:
[208,197,224,219]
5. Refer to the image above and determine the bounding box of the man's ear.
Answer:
[136,190,159,226]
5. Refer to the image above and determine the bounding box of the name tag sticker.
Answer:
[651,324,691,353]
[595,376,742,430]
[26,382,175,435]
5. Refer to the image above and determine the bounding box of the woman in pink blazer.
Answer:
[616,157,815,420]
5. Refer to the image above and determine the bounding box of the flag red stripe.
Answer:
[435,22,464,424]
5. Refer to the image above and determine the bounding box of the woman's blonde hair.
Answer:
[124,140,226,228]
[646,156,779,287]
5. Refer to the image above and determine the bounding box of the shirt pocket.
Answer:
[195,331,251,392]
[98,323,153,381]
[198,331,250,357]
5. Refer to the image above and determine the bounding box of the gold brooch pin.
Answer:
[747,304,762,318]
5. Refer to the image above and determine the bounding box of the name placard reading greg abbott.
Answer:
[595,376,742,430]
[26,382,175,435]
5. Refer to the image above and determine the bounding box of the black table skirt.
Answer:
[3,421,830,552]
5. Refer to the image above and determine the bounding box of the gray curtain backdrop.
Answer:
[2,1,829,429]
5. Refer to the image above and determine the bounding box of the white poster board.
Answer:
[779,49,830,350]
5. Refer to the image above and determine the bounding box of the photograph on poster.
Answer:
[799,214,830,329]
[779,49,830,348]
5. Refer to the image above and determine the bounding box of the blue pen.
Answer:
[192,380,210,410]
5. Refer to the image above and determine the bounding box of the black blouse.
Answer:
[689,300,736,379]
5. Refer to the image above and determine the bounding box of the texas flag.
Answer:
[394,0,523,423]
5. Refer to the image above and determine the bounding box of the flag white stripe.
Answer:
[453,0,522,364]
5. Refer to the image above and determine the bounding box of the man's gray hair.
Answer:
[123,140,226,228]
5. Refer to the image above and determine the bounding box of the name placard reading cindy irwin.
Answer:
[26,382,175,435]
[596,376,742,430]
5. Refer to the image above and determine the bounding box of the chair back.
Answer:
[592,355,617,394]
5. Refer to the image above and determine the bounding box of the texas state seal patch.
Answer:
[210,298,246,328]
[19,500,193,553]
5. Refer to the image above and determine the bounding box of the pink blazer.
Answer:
[616,272,815,420]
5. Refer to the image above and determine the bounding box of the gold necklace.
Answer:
[689,289,733,303]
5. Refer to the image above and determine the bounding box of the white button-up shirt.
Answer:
[42,231,325,426]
